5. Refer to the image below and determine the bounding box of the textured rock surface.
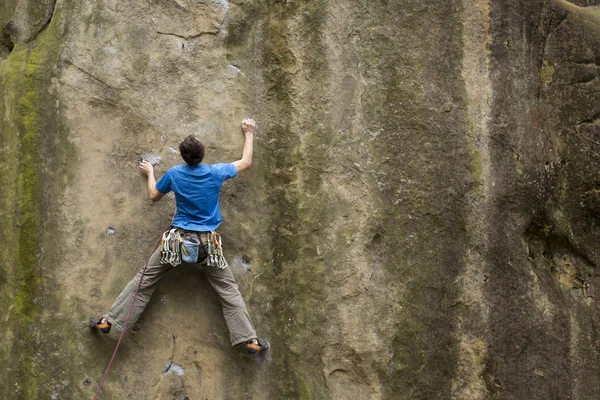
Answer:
[3,0,600,399]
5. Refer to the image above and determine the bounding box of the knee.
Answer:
[221,292,246,309]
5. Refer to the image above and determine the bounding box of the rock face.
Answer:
[2,0,600,399]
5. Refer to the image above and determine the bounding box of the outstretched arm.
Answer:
[139,161,165,202]
[233,118,255,173]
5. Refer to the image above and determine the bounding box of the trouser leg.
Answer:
[105,245,171,332]
[202,263,257,346]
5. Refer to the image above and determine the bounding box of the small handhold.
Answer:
[162,362,185,376]
[140,153,161,166]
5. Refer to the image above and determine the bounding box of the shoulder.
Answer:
[209,163,235,171]
[209,163,233,171]
[158,164,187,181]
[210,163,237,179]
[166,164,187,174]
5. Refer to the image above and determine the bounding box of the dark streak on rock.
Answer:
[170,334,176,363]
[156,30,218,41]
[16,0,58,46]
[0,21,16,58]
[33,0,57,43]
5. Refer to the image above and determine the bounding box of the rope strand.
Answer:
[93,229,166,400]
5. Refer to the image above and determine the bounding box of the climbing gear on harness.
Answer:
[162,229,208,264]
[240,338,270,355]
[206,231,228,269]
[161,228,225,266]
[89,316,111,333]
[160,228,183,266]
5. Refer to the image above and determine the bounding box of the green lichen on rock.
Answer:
[0,8,69,399]
[232,1,333,397]
[3,0,600,398]
[540,59,555,85]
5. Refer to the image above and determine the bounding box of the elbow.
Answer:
[243,155,253,169]
[237,159,252,172]
[150,192,162,202]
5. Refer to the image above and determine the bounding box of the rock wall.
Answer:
[2,0,600,399]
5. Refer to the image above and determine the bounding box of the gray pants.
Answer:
[105,243,256,346]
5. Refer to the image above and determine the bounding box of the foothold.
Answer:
[170,364,185,376]
[83,378,91,386]
[162,362,185,376]
[241,255,251,271]
[106,227,116,235]
[228,64,241,74]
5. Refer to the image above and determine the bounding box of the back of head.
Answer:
[179,135,205,166]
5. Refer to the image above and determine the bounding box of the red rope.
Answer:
[93,231,166,400]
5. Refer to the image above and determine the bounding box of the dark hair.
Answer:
[179,135,205,166]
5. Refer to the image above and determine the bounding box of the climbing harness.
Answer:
[160,228,228,268]
[160,228,183,266]
[206,231,228,269]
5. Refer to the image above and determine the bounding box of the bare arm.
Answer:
[139,161,165,202]
[233,118,255,173]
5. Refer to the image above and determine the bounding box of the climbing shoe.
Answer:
[240,338,270,355]
[89,316,111,333]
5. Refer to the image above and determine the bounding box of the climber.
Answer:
[90,118,269,355]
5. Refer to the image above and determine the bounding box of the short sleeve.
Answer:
[155,169,173,194]
[214,163,238,181]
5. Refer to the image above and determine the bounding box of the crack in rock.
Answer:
[62,58,124,92]
[156,29,219,40]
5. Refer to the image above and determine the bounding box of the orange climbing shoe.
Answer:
[89,316,112,333]
[241,338,270,354]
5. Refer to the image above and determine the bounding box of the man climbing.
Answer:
[90,118,269,355]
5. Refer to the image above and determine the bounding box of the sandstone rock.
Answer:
[3,0,600,399]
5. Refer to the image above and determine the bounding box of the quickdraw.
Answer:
[206,231,228,269]
[160,228,228,268]
[160,228,182,266]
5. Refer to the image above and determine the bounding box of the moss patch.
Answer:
[540,59,555,85]
[0,8,77,399]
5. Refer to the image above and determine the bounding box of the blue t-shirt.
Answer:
[155,163,237,231]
